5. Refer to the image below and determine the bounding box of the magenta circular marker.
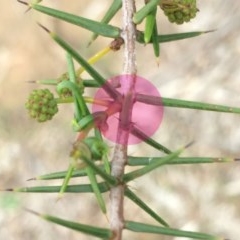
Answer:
[92,75,163,145]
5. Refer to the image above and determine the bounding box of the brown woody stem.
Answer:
[109,0,137,239]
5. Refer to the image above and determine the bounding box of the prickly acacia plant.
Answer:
[7,0,239,239]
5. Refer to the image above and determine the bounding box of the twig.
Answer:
[109,0,137,239]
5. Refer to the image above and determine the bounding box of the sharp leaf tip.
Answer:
[37,23,51,33]
[27,177,36,181]
[185,140,195,149]
[17,0,28,6]
[24,208,40,216]
[3,188,14,191]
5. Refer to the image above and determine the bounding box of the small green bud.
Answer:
[70,141,92,169]
[83,137,108,160]
[160,0,198,24]
[57,74,84,98]
[25,89,58,122]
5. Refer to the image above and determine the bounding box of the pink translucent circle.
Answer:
[92,75,163,145]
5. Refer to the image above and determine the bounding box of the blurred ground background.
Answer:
[0,1,240,239]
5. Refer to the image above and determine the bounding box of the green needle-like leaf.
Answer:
[152,19,160,59]
[82,79,100,88]
[97,0,122,24]
[123,144,188,183]
[131,126,171,154]
[136,94,240,114]
[128,156,238,166]
[27,165,109,181]
[131,126,172,154]
[80,156,117,186]
[32,79,58,85]
[133,0,160,24]
[65,53,89,119]
[7,182,110,193]
[125,221,220,239]
[66,53,77,84]
[27,209,112,238]
[38,24,120,100]
[89,0,122,44]
[58,164,75,198]
[28,169,88,180]
[158,30,215,43]
[137,30,215,44]
[162,97,240,113]
[72,114,95,132]
[57,80,86,120]
[30,3,120,38]
[144,7,157,43]
[94,130,111,174]
[86,167,106,214]
[125,188,169,227]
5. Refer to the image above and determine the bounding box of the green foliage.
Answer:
[25,209,113,239]
[133,0,160,24]
[8,1,238,239]
[31,3,121,38]
[123,145,187,183]
[125,221,219,239]
[83,137,109,161]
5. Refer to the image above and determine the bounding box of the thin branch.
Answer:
[110,0,137,239]
[121,1,137,75]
